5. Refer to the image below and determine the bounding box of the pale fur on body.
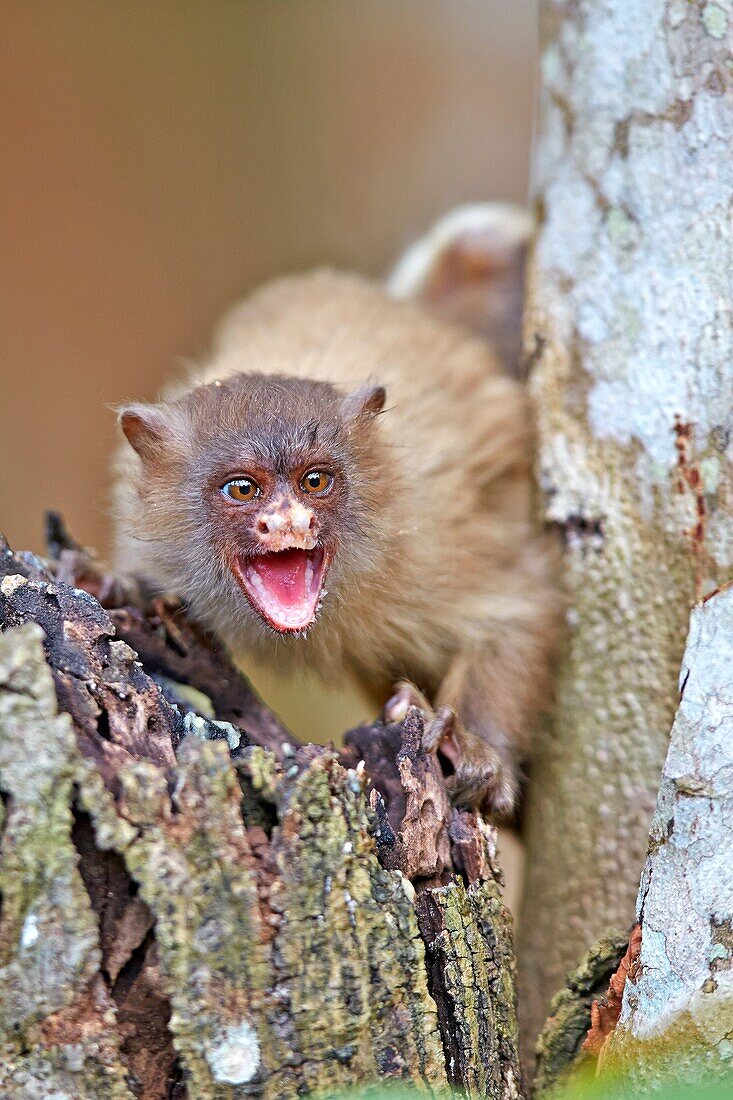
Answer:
[114,270,559,813]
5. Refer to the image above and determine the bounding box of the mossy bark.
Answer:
[0,535,520,1099]
[520,0,733,1048]
[532,931,628,1097]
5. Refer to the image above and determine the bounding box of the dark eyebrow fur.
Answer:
[270,419,344,474]
[305,419,319,448]
[179,373,354,477]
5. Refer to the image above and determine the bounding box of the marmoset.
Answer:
[114,270,559,815]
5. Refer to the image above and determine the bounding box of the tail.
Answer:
[386,203,531,378]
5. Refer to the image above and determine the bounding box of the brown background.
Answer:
[1,0,537,557]
[1,4,536,897]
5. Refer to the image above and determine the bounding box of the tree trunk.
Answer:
[0,535,521,1099]
[606,585,733,1088]
[520,0,733,1046]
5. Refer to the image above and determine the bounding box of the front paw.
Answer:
[423,707,518,818]
[383,680,432,725]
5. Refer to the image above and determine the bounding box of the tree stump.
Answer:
[0,532,520,1099]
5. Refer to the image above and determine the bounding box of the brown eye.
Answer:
[301,470,333,495]
[222,477,260,503]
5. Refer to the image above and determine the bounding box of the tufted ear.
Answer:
[118,403,173,468]
[341,383,386,424]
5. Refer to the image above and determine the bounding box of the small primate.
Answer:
[114,270,559,815]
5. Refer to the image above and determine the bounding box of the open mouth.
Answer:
[231,546,328,633]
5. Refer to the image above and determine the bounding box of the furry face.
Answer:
[117,372,387,639]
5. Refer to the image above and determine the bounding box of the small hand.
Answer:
[383,681,518,818]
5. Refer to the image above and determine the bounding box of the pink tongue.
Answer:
[252,549,309,609]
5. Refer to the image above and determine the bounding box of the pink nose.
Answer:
[256,498,318,549]
[258,510,315,536]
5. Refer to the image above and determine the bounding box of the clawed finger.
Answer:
[383,680,431,725]
[447,759,517,818]
[384,682,518,818]
[422,705,456,753]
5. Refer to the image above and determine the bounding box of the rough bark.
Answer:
[605,586,733,1089]
[0,533,520,1099]
[532,929,629,1096]
[520,0,733,1045]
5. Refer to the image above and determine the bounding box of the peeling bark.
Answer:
[0,534,520,1098]
[532,930,629,1097]
[607,587,733,1088]
[582,925,642,1062]
[521,0,733,1045]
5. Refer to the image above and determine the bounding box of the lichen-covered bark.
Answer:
[607,586,733,1088]
[532,930,629,1097]
[521,0,733,1044]
[417,876,521,1098]
[0,623,135,1099]
[0,536,520,1099]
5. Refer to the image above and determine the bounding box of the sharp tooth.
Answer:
[247,569,267,597]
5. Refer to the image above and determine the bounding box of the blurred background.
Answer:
[1,0,537,558]
[1,2,536,895]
